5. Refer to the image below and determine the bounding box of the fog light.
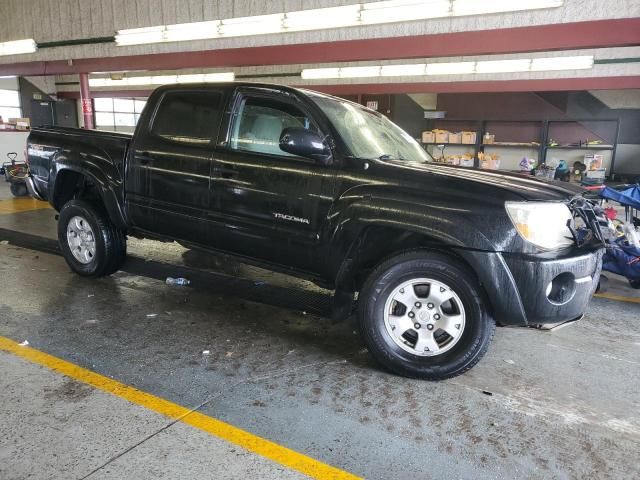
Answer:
[546,273,576,305]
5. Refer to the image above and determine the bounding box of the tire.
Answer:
[358,250,495,380]
[57,199,126,277]
[10,182,28,197]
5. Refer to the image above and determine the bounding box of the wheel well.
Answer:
[53,170,102,211]
[341,226,478,292]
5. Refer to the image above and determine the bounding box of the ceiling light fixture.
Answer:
[0,39,37,56]
[360,0,451,24]
[475,59,533,73]
[339,66,382,78]
[284,5,362,31]
[115,0,564,46]
[380,64,427,76]
[89,72,235,87]
[165,21,220,42]
[219,14,283,38]
[530,55,594,71]
[300,55,594,79]
[300,68,341,80]
[425,61,476,75]
[453,0,563,15]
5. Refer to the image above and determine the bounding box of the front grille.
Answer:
[568,196,606,247]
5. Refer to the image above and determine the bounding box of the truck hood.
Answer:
[385,160,584,202]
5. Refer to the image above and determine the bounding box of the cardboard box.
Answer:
[461,131,477,144]
[421,131,435,143]
[435,131,449,143]
[483,133,495,144]
[459,158,475,167]
[8,118,30,131]
[448,133,461,144]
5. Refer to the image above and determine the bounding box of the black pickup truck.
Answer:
[25,83,604,379]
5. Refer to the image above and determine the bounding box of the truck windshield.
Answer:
[307,92,430,163]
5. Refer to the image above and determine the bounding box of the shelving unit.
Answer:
[421,118,621,175]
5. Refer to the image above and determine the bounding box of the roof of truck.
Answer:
[151,81,374,113]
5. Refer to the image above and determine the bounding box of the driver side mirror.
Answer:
[279,127,331,164]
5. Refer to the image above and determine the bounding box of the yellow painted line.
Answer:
[594,293,640,304]
[0,197,51,214]
[0,336,360,480]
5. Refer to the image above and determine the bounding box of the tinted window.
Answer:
[152,91,222,145]
[230,96,319,157]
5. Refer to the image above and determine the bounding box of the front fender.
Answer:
[324,190,499,274]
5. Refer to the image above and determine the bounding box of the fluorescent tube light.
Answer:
[475,59,532,73]
[116,1,565,46]
[219,14,284,38]
[300,54,593,81]
[89,72,235,87]
[361,0,451,24]
[115,26,165,46]
[285,5,361,31]
[531,55,594,71]
[164,21,220,42]
[301,68,341,80]
[177,73,235,83]
[150,75,178,85]
[453,0,563,16]
[425,61,475,75]
[380,64,427,76]
[339,66,381,78]
[176,74,205,83]
[88,78,118,87]
[125,76,152,86]
[203,72,235,82]
[0,39,37,56]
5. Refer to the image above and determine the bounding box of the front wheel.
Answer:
[58,200,127,277]
[358,250,495,380]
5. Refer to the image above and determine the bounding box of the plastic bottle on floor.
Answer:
[166,277,191,286]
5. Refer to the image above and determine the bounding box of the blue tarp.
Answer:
[603,241,640,282]
[600,184,640,210]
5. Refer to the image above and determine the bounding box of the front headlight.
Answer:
[505,201,574,250]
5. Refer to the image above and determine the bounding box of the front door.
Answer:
[125,89,225,244]
[209,88,336,273]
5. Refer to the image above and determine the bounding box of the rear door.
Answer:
[208,87,336,272]
[125,88,225,244]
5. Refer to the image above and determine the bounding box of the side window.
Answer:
[230,95,319,157]
[152,91,222,145]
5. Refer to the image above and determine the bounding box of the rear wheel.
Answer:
[58,200,126,277]
[358,250,495,380]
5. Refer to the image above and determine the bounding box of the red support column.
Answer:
[79,73,94,129]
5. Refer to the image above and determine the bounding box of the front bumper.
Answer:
[503,247,603,325]
[456,246,603,326]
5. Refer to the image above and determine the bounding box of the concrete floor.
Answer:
[1,181,639,480]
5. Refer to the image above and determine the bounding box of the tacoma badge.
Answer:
[273,213,310,224]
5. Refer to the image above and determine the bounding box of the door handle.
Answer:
[217,163,238,179]
[137,151,153,165]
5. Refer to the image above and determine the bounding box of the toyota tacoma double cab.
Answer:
[25,83,604,380]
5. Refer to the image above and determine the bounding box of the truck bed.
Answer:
[27,127,132,202]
